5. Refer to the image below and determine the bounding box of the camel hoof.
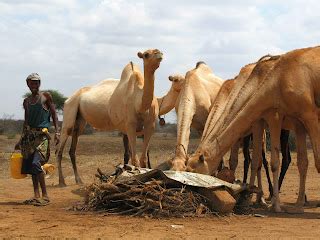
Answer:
[283,206,304,214]
[255,197,268,209]
[58,182,67,188]
[265,195,272,202]
[76,179,84,185]
[295,201,305,208]
[270,205,283,213]
[139,162,147,168]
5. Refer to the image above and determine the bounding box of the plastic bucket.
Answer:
[10,152,27,179]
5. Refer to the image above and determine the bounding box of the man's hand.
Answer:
[54,132,60,146]
[14,142,21,150]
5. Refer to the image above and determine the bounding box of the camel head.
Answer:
[137,49,163,72]
[168,75,185,92]
[186,150,210,175]
[171,157,187,171]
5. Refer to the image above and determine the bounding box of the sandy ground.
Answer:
[1,134,320,239]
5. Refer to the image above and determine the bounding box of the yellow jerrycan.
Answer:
[42,163,55,175]
[10,152,27,179]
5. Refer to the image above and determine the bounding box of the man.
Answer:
[15,73,60,206]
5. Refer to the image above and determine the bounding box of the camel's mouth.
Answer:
[155,52,163,61]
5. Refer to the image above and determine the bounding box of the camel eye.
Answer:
[199,155,205,163]
[144,53,150,58]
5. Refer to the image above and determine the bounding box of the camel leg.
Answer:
[261,130,273,197]
[123,134,131,165]
[301,114,320,173]
[265,112,283,212]
[295,122,308,207]
[69,116,86,185]
[243,134,251,183]
[278,129,291,190]
[139,122,155,168]
[250,120,266,205]
[229,140,240,172]
[262,148,273,199]
[56,132,69,187]
[127,122,138,167]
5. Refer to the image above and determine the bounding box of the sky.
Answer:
[1,0,320,122]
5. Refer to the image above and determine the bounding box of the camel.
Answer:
[161,62,223,170]
[56,49,163,187]
[186,46,320,212]
[123,74,185,165]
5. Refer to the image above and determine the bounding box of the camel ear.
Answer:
[168,76,173,81]
[137,52,143,58]
[199,155,205,163]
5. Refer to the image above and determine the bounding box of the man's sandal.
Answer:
[32,198,50,206]
[23,198,39,205]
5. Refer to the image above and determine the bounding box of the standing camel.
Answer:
[56,49,163,187]
[123,74,185,165]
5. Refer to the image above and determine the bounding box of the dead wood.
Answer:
[78,168,214,218]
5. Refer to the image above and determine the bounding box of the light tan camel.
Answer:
[123,74,185,166]
[186,46,320,212]
[163,60,260,172]
[56,49,163,187]
[166,62,223,170]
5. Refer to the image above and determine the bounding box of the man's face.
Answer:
[27,80,40,94]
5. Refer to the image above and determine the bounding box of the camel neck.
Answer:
[140,68,155,112]
[157,88,180,116]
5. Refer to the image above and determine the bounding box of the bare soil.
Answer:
[1,133,320,239]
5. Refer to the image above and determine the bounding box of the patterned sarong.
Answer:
[20,128,50,164]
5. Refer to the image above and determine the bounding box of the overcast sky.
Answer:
[1,0,320,122]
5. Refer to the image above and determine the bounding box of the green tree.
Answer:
[23,89,67,114]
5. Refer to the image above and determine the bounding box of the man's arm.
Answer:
[43,92,60,144]
[14,99,28,150]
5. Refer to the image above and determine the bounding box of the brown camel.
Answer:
[56,49,163,187]
[186,46,320,212]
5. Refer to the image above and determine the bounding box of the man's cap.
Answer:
[26,73,41,81]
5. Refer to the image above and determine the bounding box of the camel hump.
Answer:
[257,54,281,63]
[196,61,206,68]
[120,62,140,83]
[185,61,214,81]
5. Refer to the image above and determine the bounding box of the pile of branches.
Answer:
[78,169,213,218]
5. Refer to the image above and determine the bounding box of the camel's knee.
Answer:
[297,159,308,170]
[271,161,280,173]
[315,162,320,173]
[69,149,76,159]
[56,150,63,160]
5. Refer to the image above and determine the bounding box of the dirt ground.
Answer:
[1,133,320,239]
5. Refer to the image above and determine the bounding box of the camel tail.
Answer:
[60,88,85,136]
